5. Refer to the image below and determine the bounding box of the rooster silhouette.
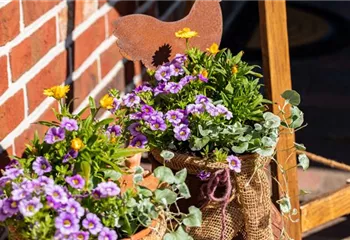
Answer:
[113,0,222,69]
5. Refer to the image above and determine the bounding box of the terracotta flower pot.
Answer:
[121,219,158,240]
[125,147,142,171]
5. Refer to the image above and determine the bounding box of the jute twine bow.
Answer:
[200,168,234,240]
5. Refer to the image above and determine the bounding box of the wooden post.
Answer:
[258,1,302,239]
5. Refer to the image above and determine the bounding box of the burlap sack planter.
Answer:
[150,149,274,240]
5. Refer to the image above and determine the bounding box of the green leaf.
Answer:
[80,161,91,188]
[160,150,175,161]
[225,82,234,94]
[289,106,304,128]
[133,174,143,184]
[281,90,301,106]
[112,148,147,159]
[198,125,211,137]
[164,226,193,240]
[95,118,115,129]
[298,153,309,170]
[231,142,248,154]
[177,183,191,199]
[138,186,153,197]
[154,189,177,205]
[254,147,274,157]
[261,136,276,147]
[154,166,175,184]
[277,196,291,214]
[100,158,123,173]
[294,142,306,151]
[102,169,121,180]
[190,136,210,151]
[175,168,187,184]
[183,206,202,227]
[263,112,281,129]
[299,189,311,196]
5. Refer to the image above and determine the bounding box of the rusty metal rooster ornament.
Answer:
[113,0,223,69]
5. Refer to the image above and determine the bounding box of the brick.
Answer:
[107,8,120,36]
[27,51,67,113]
[14,102,59,156]
[100,43,122,78]
[74,17,105,69]
[22,1,59,26]
[10,17,57,81]
[0,89,25,140]
[98,0,107,8]
[0,56,8,95]
[73,61,99,109]
[75,0,98,26]
[0,1,20,46]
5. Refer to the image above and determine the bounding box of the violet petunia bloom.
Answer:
[134,84,153,93]
[95,182,120,198]
[205,103,220,117]
[45,185,68,206]
[122,93,141,108]
[186,104,205,115]
[66,174,85,189]
[216,104,233,120]
[2,198,19,216]
[164,82,182,94]
[37,176,54,187]
[149,118,167,131]
[44,127,65,144]
[195,95,210,104]
[5,159,20,170]
[172,63,185,76]
[198,73,208,83]
[154,83,167,96]
[63,149,78,163]
[0,200,8,221]
[155,65,174,81]
[18,197,43,217]
[63,198,85,219]
[73,231,90,240]
[11,188,30,201]
[165,110,184,125]
[82,213,103,235]
[174,124,191,141]
[141,105,155,115]
[32,156,52,176]
[179,75,195,87]
[106,125,122,137]
[130,134,148,148]
[110,98,122,114]
[129,112,143,120]
[227,155,241,173]
[0,177,11,188]
[171,54,187,65]
[98,227,118,240]
[128,122,142,136]
[197,171,211,181]
[55,212,80,235]
[60,117,79,131]
[3,168,23,179]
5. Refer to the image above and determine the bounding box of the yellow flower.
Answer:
[99,94,114,109]
[232,65,238,74]
[175,28,198,39]
[200,69,208,78]
[71,138,84,151]
[206,43,219,54]
[43,85,70,100]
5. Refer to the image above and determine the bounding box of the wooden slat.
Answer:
[258,1,302,239]
[301,185,350,233]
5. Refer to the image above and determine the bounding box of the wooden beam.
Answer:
[301,185,350,233]
[258,1,302,239]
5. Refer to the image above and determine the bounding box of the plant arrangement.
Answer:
[0,87,201,240]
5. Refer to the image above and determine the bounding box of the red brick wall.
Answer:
[0,0,189,166]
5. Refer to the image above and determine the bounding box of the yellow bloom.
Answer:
[200,69,208,78]
[206,43,219,54]
[71,138,84,151]
[43,85,70,100]
[175,28,198,39]
[232,65,238,74]
[99,94,114,109]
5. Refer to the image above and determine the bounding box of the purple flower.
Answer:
[95,182,120,198]
[55,212,80,235]
[73,231,90,240]
[45,185,68,205]
[3,168,23,179]
[82,213,103,235]
[110,98,122,114]
[130,134,148,148]
[172,63,185,76]
[19,197,43,217]
[123,93,141,108]
[3,198,19,216]
[171,54,187,65]
[63,198,84,219]
[53,231,71,240]
[32,156,52,176]
[128,122,142,136]
[174,124,191,141]
[106,125,122,137]
[37,176,54,187]
[63,149,78,163]
[0,200,8,221]
[179,75,195,87]
[227,155,241,173]
[134,84,153,93]
[154,83,167,96]
[165,110,184,125]
[186,104,205,115]
[129,112,143,120]
[92,189,102,199]
[11,188,30,201]
[164,82,182,94]
[149,118,167,131]
[44,127,65,144]
[198,73,208,83]
[0,177,11,187]
[5,159,20,170]
[155,65,174,81]
[98,227,118,240]
[205,103,220,117]
[197,171,211,181]
[216,104,232,120]
[66,174,85,189]
[141,105,155,115]
[60,117,79,131]
[195,95,210,104]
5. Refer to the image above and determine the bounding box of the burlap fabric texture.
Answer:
[151,149,274,240]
